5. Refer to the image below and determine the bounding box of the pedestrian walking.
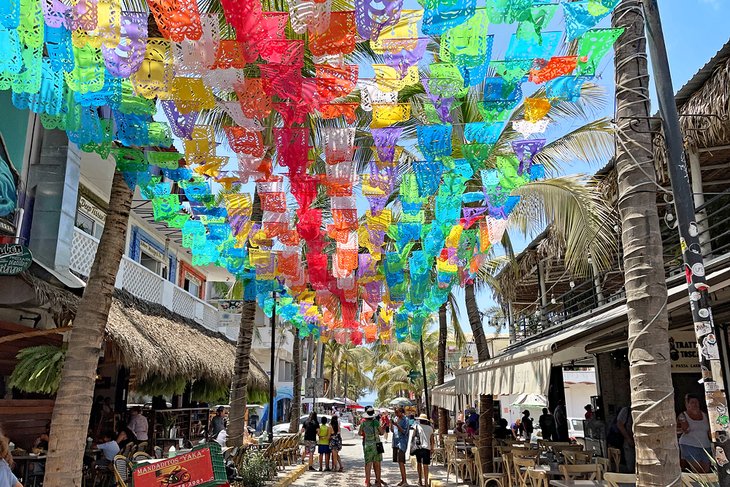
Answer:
[359,406,386,487]
[391,407,409,486]
[301,412,319,471]
[410,414,434,487]
[330,415,344,472]
[318,416,333,471]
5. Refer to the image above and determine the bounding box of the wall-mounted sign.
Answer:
[139,240,165,262]
[669,330,701,373]
[78,196,107,223]
[460,355,475,369]
[131,444,227,487]
[0,243,32,275]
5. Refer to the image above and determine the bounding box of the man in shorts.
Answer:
[391,407,409,486]
[301,412,319,471]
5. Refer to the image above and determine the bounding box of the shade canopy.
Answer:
[431,379,458,410]
[511,393,548,408]
[455,304,628,396]
[389,397,413,407]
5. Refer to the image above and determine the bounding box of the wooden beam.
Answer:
[0,326,71,345]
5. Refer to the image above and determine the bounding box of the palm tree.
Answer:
[288,331,301,433]
[44,170,133,487]
[611,1,680,483]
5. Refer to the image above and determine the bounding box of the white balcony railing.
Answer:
[70,227,221,331]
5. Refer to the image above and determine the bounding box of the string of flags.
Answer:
[0,0,624,345]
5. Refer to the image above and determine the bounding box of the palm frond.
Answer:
[532,118,615,171]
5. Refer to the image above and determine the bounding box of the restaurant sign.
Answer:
[0,243,32,275]
[131,445,227,487]
[669,330,701,373]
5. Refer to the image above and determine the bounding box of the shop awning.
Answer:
[455,304,628,396]
[431,379,458,410]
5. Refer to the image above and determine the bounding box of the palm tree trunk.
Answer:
[44,170,132,487]
[228,191,263,446]
[437,303,449,435]
[612,1,681,484]
[464,282,493,473]
[289,331,301,433]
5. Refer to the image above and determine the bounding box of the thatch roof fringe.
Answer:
[653,47,730,181]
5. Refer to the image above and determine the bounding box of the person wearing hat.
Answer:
[358,406,385,487]
[410,414,434,487]
[210,406,226,440]
[520,410,534,441]
[454,418,467,442]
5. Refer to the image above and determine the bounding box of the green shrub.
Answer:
[234,450,276,487]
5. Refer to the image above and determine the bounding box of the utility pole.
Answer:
[267,291,276,443]
[642,0,730,482]
[419,337,431,420]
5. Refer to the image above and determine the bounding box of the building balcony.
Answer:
[70,227,220,331]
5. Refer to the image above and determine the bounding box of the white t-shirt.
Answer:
[679,412,712,449]
[414,423,433,451]
[215,430,228,447]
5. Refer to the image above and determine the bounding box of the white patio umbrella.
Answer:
[511,393,548,408]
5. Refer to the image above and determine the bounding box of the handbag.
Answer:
[410,425,422,454]
[376,441,385,454]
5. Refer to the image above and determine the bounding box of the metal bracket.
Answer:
[617,116,663,134]
[678,113,729,132]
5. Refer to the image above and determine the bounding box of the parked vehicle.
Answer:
[271,414,356,439]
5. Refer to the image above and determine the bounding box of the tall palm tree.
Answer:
[288,331,301,433]
[612,1,680,483]
[44,170,133,487]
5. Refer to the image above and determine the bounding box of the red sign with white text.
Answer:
[132,449,216,487]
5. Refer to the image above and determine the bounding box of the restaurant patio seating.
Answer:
[558,463,603,481]
[593,456,610,473]
[501,452,514,487]
[607,447,621,472]
[563,450,594,464]
[121,442,135,459]
[112,455,131,487]
[604,472,637,486]
[432,434,446,465]
[131,451,152,462]
[154,446,163,459]
[135,442,148,453]
[681,472,719,487]
[526,467,550,487]
[444,436,471,483]
[471,447,506,487]
[511,456,536,487]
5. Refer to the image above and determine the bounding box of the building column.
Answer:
[591,256,605,306]
[688,147,712,256]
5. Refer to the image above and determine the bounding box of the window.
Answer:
[184,278,200,298]
[75,212,104,238]
[140,250,167,278]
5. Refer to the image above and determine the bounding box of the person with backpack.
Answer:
[411,414,435,487]
[538,408,557,441]
[520,410,534,441]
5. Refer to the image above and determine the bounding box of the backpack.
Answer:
[606,417,624,448]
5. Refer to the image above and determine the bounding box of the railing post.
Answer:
[161,279,174,309]
[115,257,126,288]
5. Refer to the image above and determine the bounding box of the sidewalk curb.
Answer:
[274,464,308,487]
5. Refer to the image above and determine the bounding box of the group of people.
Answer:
[301,412,344,472]
[361,406,434,487]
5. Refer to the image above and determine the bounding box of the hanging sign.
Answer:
[0,244,32,275]
[131,444,227,487]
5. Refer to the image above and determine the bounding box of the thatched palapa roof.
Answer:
[107,290,268,391]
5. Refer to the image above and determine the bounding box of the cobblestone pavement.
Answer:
[290,436,472,487]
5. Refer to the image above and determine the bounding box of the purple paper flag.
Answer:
[512,139,546,175]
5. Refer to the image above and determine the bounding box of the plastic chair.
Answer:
[471,447,506,487]
[604,472,637,486]
[559,463,603,481]
[681,472,719,487]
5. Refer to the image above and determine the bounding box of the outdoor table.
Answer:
[524,465,563,477]
[12,454,46,484]
[549,480,609,487]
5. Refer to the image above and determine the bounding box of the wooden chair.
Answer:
[512,447,540,465]
[608,447,622,472]
[512,456,536,487]
[432,434,446,465]
[563,449,593,464]
[471,447,506,487]
[593,456,610,473]
[444,437,470,483]
[559,463,603,481]
[604,472,637,486]
[112,455,131,487]
[501,452,514,487]
[681,472,719,487]
[526,468,549,487]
